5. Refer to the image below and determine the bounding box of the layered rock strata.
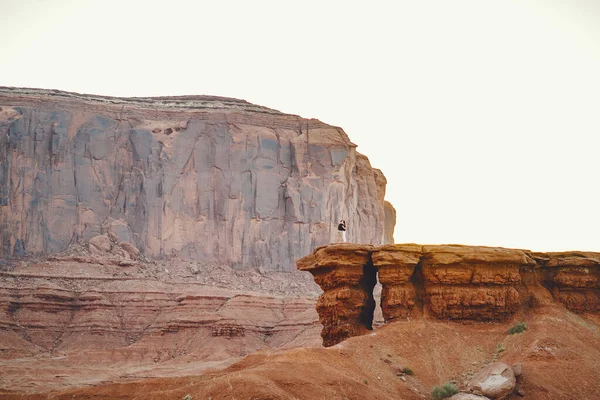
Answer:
[533,251,600,312]
[296,244,376,347]
[297,244,600,346]
[0,256,321,392]
[0,87,394,271]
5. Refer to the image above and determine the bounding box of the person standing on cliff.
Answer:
[337,220,347,243]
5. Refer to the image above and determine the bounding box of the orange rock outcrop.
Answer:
[296,244,376,347]
[298,244,600,346]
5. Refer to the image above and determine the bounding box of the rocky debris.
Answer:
[88,235,111,253]
[119,242,140,260]
[0,87,395,272]
[298,243,600,346]
[466,362,516,400]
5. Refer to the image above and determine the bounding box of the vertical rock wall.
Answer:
[0,88,395,271]
[296,244,376,347]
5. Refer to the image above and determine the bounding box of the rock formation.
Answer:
[298,244,600,346]
[0,87,394,271]
[296,244,376,346]
[466,362,516,399]
[383,201,396,245]
[449,394,491,400]
[0,255,321,392]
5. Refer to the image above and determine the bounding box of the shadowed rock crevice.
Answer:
[358,262,377,330]
[409,259,425,316]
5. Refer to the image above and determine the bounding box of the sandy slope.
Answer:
[5,300,598,400]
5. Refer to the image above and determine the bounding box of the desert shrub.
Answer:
[402,367,414,376]
[431,382,458,400]
[508,322,527,334]
[496,343,505,353]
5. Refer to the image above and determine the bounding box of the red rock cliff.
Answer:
[0,87,395,271]
[298,244,600,346]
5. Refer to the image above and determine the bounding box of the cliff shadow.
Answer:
[410,260,426,316]
[358,262,377,330]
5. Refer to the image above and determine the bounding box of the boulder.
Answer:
[119,242,140,260]
[467,362,516,400]
[449,394,490,400]
[512,363,522,377]
[88,235,111,253]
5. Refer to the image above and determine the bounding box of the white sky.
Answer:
[1,0,599,251]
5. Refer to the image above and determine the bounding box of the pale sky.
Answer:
[1,0,599,251]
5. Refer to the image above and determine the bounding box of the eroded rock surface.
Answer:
[533,251,600,312]
[449,394,491,400]
[298,244,600,346]
[0,256,321,392]
[0,87,394,271]
[467,362,516,400]
[297,244,375,347]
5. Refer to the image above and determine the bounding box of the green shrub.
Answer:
[402,367,414,376]
[431,382,458,400]
[508,322,527,334]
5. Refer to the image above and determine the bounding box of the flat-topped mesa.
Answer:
[0,87,396,271]
[297,244,600,347]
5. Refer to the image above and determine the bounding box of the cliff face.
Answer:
[0,87,393,271]
[298,244,600,346]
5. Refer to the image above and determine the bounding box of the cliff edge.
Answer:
[0,87,395,271]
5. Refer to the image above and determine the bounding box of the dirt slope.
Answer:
[6,300,598,400]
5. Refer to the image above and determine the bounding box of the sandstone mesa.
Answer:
[0,86,396,271]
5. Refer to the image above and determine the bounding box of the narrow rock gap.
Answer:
[358,260,377,330]
[411,259,426,315]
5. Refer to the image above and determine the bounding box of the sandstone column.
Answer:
[297,244,375,347]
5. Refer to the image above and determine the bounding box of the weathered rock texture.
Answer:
[0,87,394,271]
[0,256,321,392]
[296,244,375,346]
[467,362,516,400]
[532,251,600,312]
[297,244,600,346]
[383,201,396,245]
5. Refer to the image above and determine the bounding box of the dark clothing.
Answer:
[338,223,346,231]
